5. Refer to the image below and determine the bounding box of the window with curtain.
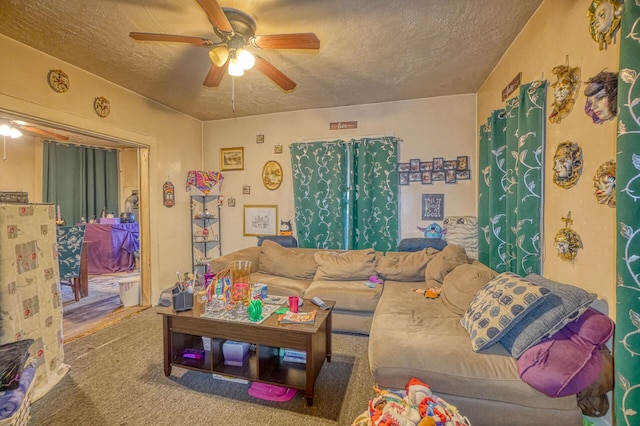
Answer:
[290,136,398,251]
[42,141,119,225]
[477,81,547,275]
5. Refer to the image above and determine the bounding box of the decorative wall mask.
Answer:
[552,141,583,189]
[47,69,69,93]
[554,212,582,261]
[593,160,616,207]
[587,0,623,50]
[549,64,581,124]
[584,70,618,123]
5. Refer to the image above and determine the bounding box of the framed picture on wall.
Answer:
[398,163,410,172]
[409,172,422,182]
[422,171,432,184]
[445,169,457,183]
[422,194,445,221]
[420,162,433,171]
[456,170,471,180]
[220,147,244,171]
[243,205,278,236]
[433,157,444,171]
[444,160,457,170]
[399,172,409,185]
[410,159,421,172]
[457,156,469,170]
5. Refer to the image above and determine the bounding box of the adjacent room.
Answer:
[0,0,636,425]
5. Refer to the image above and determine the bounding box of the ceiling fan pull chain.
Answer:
[232,76,236,113]
[3,136,7,161]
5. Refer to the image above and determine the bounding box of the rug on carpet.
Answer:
[30,306,376,426]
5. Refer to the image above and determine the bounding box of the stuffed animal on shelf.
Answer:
[417,223,444,239]
[279,219,293,236]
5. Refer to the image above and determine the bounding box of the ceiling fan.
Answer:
[0,118,68,141]
[129,0,320,91]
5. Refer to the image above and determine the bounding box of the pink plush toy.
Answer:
[369,275,383,285]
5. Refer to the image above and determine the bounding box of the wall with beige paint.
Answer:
[477,0,618,314]
[202,95,478,254]
[0,34,203,302]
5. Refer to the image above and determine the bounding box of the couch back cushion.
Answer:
[460,271,551,351]
[313,248,377,281]
[375,248,440,282]
[440,261,498,315]
[424,244,471,287]
[258,240,318,280]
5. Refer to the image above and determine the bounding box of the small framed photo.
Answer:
[399,172,409,185]
[244,205,278,236]
[444,160,457,170]
[445,169,457,183]
[242,185,251,195]
[420,162,433,171]
[409,172,422,182]
[398,163,410,172]
[220,147,244,171]
[256,134,265,144]
[456,170,471,180]
[274,144,283,154]
[432,171,445,181]
[421,171,432,184]
[227,197,236,207]
[422,194,445,221]
[457,156,469,170]
[433,157,444,171]
[409,159,421,172]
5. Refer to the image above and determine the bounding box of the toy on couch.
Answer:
[352,377,471,426]
[364,275,384,288]
[411,287,442,299]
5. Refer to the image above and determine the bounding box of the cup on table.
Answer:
[288,296,299,313]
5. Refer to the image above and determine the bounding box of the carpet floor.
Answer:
[30,307,376,426]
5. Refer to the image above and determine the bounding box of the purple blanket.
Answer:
[0,361,36,420]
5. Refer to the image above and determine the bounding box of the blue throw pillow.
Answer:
[500,274,597,358]
[460,272,551,352]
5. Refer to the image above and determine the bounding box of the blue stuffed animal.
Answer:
[417,223,444,239]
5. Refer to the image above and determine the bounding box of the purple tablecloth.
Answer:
[84,223,139,274]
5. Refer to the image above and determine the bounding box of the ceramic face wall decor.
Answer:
[593,160,616,207]
[587,0,623,50]
[553,213,582,261]
[548,65,581,124]
[584,70,618,124]
[552,141,583,189]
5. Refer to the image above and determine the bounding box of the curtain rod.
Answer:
[42,139,119,152]
[292,133,400,143]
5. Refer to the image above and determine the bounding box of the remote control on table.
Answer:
[311,296,330,310]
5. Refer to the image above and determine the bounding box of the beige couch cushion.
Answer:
[440,261,498,315]
[425,244,471,287]
[258,240,318,280]
[376,248,440,281]
[313,248,376,280]
[305,279,382,312]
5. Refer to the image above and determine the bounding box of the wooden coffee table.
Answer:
[160,299,334,405]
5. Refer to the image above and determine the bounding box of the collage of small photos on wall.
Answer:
[398,155,471,185]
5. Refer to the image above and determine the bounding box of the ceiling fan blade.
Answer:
[130,32,213,46]
[254,56,296,91]
[252,33,320,50]
[196,0,233,33]
[203,62,228,87]
[19,125,69,141]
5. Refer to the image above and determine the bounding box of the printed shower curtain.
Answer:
[290,136,398,251]
[615,3,640,423]
[478,82,547,275]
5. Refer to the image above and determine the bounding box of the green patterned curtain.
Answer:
[290,141,348,249]
[615,3,640,423]
[349,136,398,251]
[42,141,119,225]
[290,137,398,250]
[478,81,546,275]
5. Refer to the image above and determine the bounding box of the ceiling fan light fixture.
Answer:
[209,45,229,67]
[236,48,255,70]
[0,123,22,139]
[228,56,244,76]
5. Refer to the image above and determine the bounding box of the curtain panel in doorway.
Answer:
[615,3,640,422]
[290,136,398,251]
[478,81,547,275]
[42,141,119,225]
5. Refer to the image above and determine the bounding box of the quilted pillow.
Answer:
[0,339,34,392]
[500,274,597,358]
[425,244,470,287]
[258,240,317,280]
[375,248,439,281]
[313,248,377,281]
[517,307,614,397]
[460,272,550,351]
[440,262,498,315]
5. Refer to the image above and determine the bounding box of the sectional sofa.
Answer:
[209,240,612,425]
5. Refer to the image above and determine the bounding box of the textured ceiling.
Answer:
[1,0,542,123]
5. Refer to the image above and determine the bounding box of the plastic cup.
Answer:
[288,296,299,313]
